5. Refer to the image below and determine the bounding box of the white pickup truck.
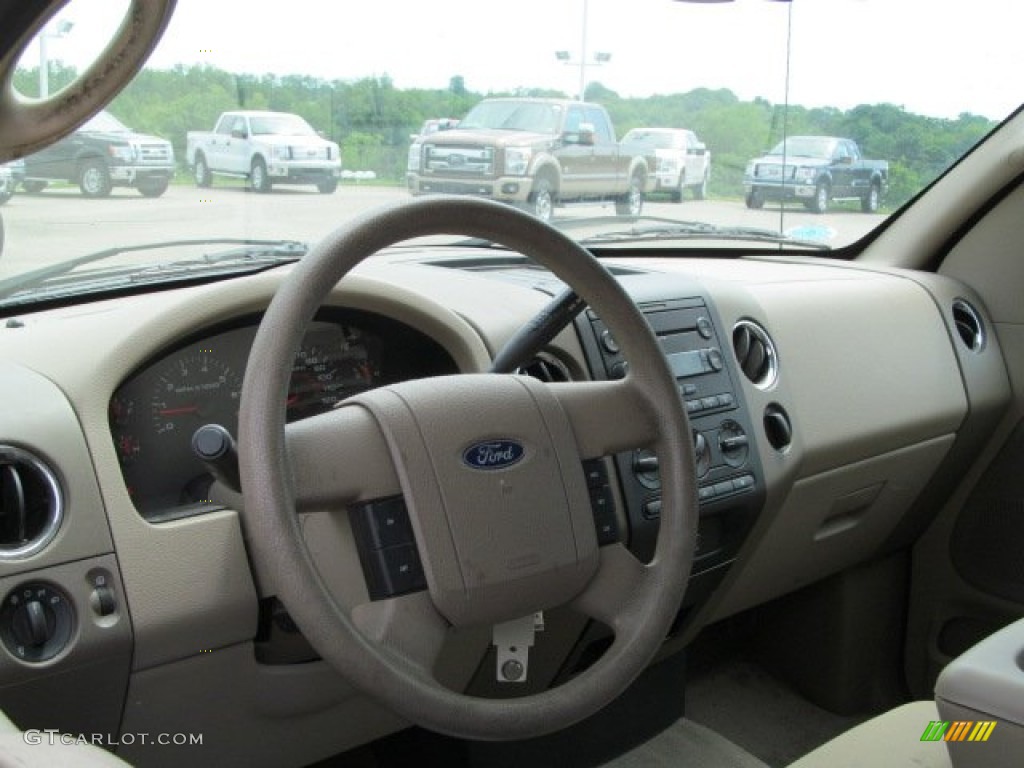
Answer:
[186,111,342,193]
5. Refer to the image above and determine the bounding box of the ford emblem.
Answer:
[462,439,525,470]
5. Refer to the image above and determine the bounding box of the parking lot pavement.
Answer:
[0,184,884,277]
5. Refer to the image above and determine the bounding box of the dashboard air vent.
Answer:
[732,320,778,389]
[517,354,571,383]
[952,299,985,353]
[0,446,63,560]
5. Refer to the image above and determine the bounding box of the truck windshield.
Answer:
[81,110,130,133]
[623,130,681,150]
[249,114,316,136]
[460,101,563,133]
[768,137,837,159]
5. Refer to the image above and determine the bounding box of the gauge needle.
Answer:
[158,405,200,416]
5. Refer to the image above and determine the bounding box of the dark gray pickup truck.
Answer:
[743,136,888,213]
[20,110,175,198]
[406,97,651,221]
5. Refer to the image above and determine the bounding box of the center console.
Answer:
[576,283,765,613]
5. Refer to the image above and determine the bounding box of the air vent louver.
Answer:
[0,446,63,559]
[517,355,571,383]
[952,299,985,353]
[732,320,778,389]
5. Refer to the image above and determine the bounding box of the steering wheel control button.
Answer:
[349,496,428,599]
[582,459,608,489]
[372,544,427,597]
[1,583,74,663]
[357,496,414,550]
[581,460,619,545]
[696,316,714,339]
[600,330,620,354]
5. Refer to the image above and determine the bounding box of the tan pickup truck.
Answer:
[406,97,651,221]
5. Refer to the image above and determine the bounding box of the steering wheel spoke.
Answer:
[570,543,652,630]
[550,379,661,458]
[285,403,401,509]
[351,592,449,679]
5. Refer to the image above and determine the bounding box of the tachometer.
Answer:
[150,352,242,436]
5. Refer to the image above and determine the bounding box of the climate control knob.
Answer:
[718,420,750,468]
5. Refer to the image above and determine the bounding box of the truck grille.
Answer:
[424,145,495,177]
[754,164,795,180]
[138,143,173,164]
[292,146,330,160]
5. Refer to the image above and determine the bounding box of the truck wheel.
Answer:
[250,158,272,193]
[808,182,829,214]
[137,179,170,198]
[861,183,880,213]
[615,174,644,217]
[745,190,764,209]
[672,173,685,203]
[194,153,212,188]
[317,178,338,194]
[694,171,708,201]
[22,180,47,194]
[79,159,113,198]
[529,178,555,222]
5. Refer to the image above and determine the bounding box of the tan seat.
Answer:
[787,701,951,768]
[0,710,131,768]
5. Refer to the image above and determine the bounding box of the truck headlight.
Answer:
[407,143,422,172]
[273,145,292,160]
[794,167,816,182]
[108,145,134,162]
[657,157,679,174]
[504,147,532,176]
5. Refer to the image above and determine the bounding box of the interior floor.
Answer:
[306,606,885,768]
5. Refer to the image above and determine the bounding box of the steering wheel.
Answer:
[238,196,697,741]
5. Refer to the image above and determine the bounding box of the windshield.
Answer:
[249,114,316,136]
[767,136,836,160]
[459,101,564,133]
[0,0,1019,306]
[80,110,130,133]
[622,130,684,151]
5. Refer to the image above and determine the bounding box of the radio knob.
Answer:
[694,432,710,477]
[707,348,724,372]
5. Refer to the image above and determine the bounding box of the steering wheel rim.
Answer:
[239,195,697,741]
[0,0,177,163]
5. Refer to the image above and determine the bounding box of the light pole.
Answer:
[39,19,74,98]
[554,0,611,101]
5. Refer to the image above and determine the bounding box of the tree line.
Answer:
[16,63,995,206]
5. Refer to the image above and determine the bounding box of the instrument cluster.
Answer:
[108,310,457,520]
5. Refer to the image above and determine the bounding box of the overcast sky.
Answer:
[24,0,1023,121]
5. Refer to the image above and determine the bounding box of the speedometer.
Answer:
[287,324,380,421]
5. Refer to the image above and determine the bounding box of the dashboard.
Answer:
[0,245,1009,767]
[108,310,457,520]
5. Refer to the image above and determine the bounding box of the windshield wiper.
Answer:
[560,216,831,250]
[0,239,307,305]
